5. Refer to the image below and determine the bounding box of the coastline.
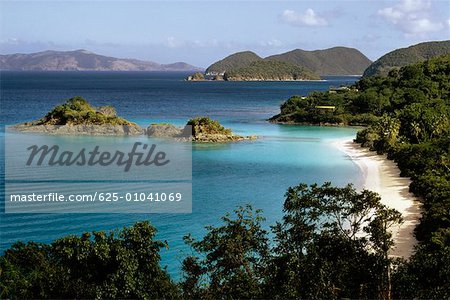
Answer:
[332,138,421,259]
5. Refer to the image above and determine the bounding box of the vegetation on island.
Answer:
[266,46,372,76]
[186,72,205,81]
[363,40,450,77]
[272,54,450,298]
[27,96,136,126]
[186,116,256,142]
[187,116,232,136]
[146,117,256,142]
[205,51,262,75]
[197,52,319,81]
[1,183,406,299]
[206,47,371,76]
[223,60,320,81]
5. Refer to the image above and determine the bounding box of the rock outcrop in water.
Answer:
[13,96,144,135]
[13,124,144,136]
[186,72,205,81]
[147,117,257,142]
[13,98,256,141]
[186,117,257,142]
[147,123,183,137]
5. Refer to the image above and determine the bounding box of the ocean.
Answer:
[0,71,362,278]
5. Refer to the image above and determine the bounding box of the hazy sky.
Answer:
[1,0,449,67]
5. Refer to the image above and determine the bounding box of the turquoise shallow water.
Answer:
[0,72,362,277]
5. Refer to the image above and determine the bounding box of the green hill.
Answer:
[224,60,320,81]
[266,46,372,76]
[205,51,262,75]
[363,40,450,77]
[205,47,372,78]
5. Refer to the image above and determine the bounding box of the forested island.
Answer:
[223,60,319,81]
[13,96,144,135]
[187,46,371,81]
[187,58,320,81]
[206,47,371,76]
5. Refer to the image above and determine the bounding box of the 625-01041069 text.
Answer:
[9,192,183,202]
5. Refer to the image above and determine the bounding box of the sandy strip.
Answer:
[332,138,421,259]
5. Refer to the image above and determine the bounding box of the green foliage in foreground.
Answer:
[182,183,402,300]
[0,222,179,299]
[1,183,409,299]
[351,57,450,299]
[33,96,136,126]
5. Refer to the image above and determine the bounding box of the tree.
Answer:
[0,242,54,299]
[393,228,450,299]
[266,182,402,299]
[181,205,269,299]
[372,114,401,153]
[0,222,180,299]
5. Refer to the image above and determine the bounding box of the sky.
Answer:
[0,0,449,67]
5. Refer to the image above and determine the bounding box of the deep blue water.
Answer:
[0,71,362,278]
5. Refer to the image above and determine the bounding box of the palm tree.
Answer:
[410,121,422,143]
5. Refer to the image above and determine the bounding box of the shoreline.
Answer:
[332,138,421,259]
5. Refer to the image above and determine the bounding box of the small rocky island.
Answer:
[13,97,256,142]
[13,96,144,135]
[186,72,205,81]
[148,117,257,142]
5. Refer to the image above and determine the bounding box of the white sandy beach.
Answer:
[333,138,421,259]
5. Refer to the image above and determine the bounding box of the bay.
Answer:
[0,71,362,278]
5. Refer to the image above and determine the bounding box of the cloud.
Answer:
[378,0,445,36]
[259,39,283,48]
[0,38,68,54]
[165,36,181,48]
[280,9,328,27]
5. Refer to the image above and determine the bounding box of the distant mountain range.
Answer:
[363,40,450,77]
[0,50,203,71]
[206,47,372,76]
[4,42,448,76]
